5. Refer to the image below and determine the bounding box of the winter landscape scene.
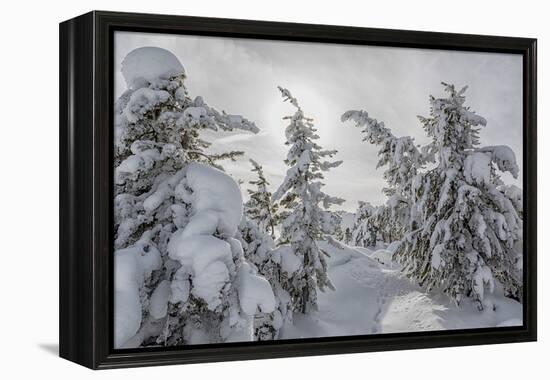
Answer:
[113,32,524,348]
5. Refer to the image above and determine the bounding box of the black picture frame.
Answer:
[59,10,537,369]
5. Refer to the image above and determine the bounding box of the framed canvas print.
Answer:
[59,11,537,369]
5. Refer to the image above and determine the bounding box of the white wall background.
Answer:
[0,0,546,378]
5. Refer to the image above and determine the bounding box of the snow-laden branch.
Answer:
[475,145,519,178]
[278,86,300,109]
[341,109,426,194]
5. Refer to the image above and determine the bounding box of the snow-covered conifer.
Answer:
[113,47,273,348]
[244,159,279,238]
[341,110,429,241]
[272,86,344,314]
[400,83,523,307]
[351,201,378,247]
[237,157,292,340]
[237,215,291,340]
[333,211,355,245]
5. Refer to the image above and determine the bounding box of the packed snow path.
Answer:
[280,243,522,339]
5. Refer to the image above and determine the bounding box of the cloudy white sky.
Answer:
[114,31,523,212]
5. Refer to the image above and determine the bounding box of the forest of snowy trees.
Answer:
[113,46,524,348]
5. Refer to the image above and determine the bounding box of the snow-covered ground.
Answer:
[280,242,522,339]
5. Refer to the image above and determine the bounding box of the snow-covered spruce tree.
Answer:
[238,159,279,273]
[333,210,355,245]
[236,159,296,340]
[373,205,400,244]
[351,201,378,247]
[341,110,429,242]
[272,86,344,314]
[244,159,279,238]
[237,214,292,341]
[405,83,523,306]
[397,83,523,307]
[114,47,275,348]
[343,225,353,245]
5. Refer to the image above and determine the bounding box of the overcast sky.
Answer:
[114,32,523,212]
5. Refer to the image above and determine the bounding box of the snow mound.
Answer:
[459,108,487,126]
[149,280,171,319]
[167,163,244,311]
[365,242,401,268]
[122,47,185,89]
[370,249,394,267]
[237,263,276,316]
[115,141,161,185]
[182,106,209,128]
[464,152,492,185]
[271,245,302,275]
[465,146,519,186]
[193,261,230,310]
[186,162,243,236]
[170,268,190,304]
[168,233,233,310]
[499,184,523,212]
[473,264,495,301]
[123,88,170,122]
[479,145,519,178]
[114,255,142,348]
[317,241,378,268]
[143,183,171,212]
[168,234,232,274]
[114,233,161,347]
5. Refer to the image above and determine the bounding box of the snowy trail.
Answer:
[280,243,522,340]
[281,245,384,338]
